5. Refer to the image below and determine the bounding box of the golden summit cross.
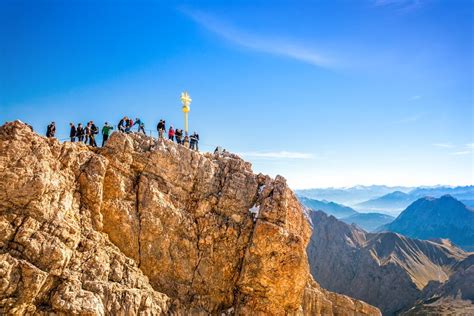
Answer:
[180,91,191,133]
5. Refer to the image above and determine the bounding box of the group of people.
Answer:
[157,119,200,150]
[67,121,111,147]
[46,118,200,150]
[117,117,145,134]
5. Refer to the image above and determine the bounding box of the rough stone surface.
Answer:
[0,121,380,315]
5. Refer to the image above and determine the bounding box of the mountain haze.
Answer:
[356,191,415,214]
[409,186,474,201]
[296,186,413,206]
[299,197,394,232]
[298,196,357,218]
[299,186,474,216]
[341,213,394,232]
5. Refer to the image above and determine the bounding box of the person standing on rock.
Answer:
[134,118,145,134]
[69,123,77,142]
[118,117,127,132]
[168,126,175,141]
[76,123,85,142]
[157,120,165,138]
[117,117,126,132]
[90,121,98,147]
[84,122,91,144]
[46,122,56,138]
[125,118,134,133]
[183,134,190,148]
[190,132,196,150]
[101,122,114,146]
[190,132,199,151]
[175,129,182,144]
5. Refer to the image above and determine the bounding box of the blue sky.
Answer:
[1,0,472,188]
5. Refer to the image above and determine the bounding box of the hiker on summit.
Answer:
[168,126,175,141]
[89,121,99,147]
[134,118,145,134]
[157,119,166,138]
[76,123,85,142]
[102,122,114,146]
[190,132,199,151]
[118,117,127,132]
[84,122,91,144]
[46,122,56,138]
[69,123,76,142]
[183,134,190,148]
[175,129,183,144]
[190,133,196,150]
[125,118,134,133]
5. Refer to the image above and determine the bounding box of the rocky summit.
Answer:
[0,121,380,315]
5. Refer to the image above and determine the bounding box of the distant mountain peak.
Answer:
[379,195,474,251]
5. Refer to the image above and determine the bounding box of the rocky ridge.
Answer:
[0,121,380,315]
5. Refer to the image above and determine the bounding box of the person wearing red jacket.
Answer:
[168,126,175,141]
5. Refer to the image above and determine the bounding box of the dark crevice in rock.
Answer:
[232,213,259,313]
[134,174,142,268]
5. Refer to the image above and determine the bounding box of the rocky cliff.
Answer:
[307,211,471,315]
[0,121,380,315]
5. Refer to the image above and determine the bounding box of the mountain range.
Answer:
[298,185,474,216]
[298,196,357,218]
[298,196,394,232]
[307,210,473,315]
[355,191,416,215]
[378,195,474,251]
[296,185,413,206]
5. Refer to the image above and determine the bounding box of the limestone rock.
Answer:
[0,121,380,315]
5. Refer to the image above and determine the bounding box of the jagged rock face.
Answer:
[307,210,471,315]
[98,129,313,314]
[0,121,380,315]
[0,123,169,315]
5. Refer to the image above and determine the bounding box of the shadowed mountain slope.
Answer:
[307,210,471,315]
[379,195,474,251]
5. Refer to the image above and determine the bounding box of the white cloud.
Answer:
[410,95,422,100]
[238,151,314,160]
[181,8,335,68]
[450,151,471,156]
[466,143,474,149]
[433,143,455,148]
